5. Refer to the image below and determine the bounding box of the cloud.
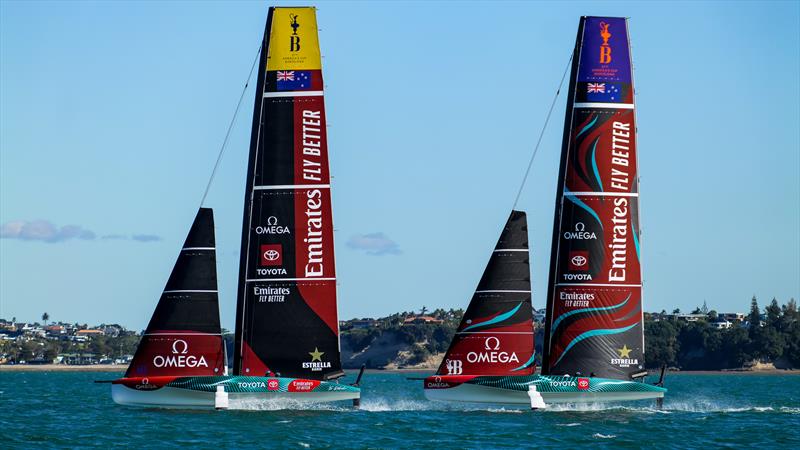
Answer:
[0,220,161,243]
[131,234,161,242]
[346,232,401,256]
[0,220,95,243]
[100,234,127,240]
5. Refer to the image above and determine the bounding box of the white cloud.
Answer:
[0,220,95,243]
[346,232,401,256]
[1,220,160,243]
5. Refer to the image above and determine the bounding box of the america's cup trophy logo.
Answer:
[290,14,301,51]
[599,21,612,64]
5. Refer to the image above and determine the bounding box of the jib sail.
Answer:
[233,7,343,380]
[126,208,225,377]
[542,17,644,380]
[436,211,535,376]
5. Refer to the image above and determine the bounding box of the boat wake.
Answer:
[542,399,796,414]
[227,395,797,415]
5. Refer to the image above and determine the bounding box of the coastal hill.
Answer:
[337,298,800,371]
[1,297,798,372]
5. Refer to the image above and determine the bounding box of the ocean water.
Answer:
[1,371,798,449]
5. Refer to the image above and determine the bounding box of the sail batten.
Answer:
[233,7,343,380]
[542,16,644,380]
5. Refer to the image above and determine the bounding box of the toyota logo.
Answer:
[571,255,587,267]
[263,249,280,261]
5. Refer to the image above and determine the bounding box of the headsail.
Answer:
[542,17,644,379]
[436,211,535,376]
[233,7,343,380]
[125,208,225,377]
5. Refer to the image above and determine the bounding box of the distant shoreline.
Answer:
[1,364,798,375]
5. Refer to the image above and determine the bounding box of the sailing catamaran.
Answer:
[423,16,666,405]
[111,6,361,409]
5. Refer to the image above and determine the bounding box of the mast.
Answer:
[233,7,344,380]
[542,17,644,380]
[436,211,535,376]
[126,208,225,378]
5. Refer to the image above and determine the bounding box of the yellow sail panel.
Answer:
[266,7,321,71]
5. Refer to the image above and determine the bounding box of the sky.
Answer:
[1,1,798,330]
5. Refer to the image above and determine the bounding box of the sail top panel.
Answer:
[577,17,631,84]
[266,7,321,72]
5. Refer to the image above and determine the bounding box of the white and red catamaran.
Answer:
[111,6,361,409]
[424,16,666,406]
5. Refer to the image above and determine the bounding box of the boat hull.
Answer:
[423,374,665,405]
[112,375,360,409]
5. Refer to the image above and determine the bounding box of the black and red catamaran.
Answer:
[111,6,361,408]
[424,16,666,405]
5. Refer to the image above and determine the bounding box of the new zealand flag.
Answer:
[276,70,313,91]
[586,82,622,102]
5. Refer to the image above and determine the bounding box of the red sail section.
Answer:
[543,17,645,380]
[437,211,535,377]
[126,332,225,377]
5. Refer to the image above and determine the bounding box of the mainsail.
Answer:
[542,16,644,380]
[436,211,535,376]
[126,208,225,377]
[233,7,343,380]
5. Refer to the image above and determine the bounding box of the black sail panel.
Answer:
[437,211,535,377]
[543,17,645,380]
[233,7,343,380]
[126,208,225,377]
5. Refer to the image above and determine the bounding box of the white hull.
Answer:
[111,384,360,409]
[424,382,664,405]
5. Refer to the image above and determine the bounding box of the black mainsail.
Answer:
[126,208,225,378]
[542,17,644,380]
[233,7,343,380]
[436,211,536,376]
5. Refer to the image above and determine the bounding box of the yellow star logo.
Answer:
[617,345,632,358]
[309,347,325,362]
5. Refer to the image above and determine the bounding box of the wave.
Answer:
[592,433,616,439]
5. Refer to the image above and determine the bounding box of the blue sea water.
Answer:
[1,371,798,449]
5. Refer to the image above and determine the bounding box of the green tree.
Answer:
[765,298,782,328]
[748,296,761,338]
[708,310,718,321]
[41,312,49,326]
[645,320,679,367]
